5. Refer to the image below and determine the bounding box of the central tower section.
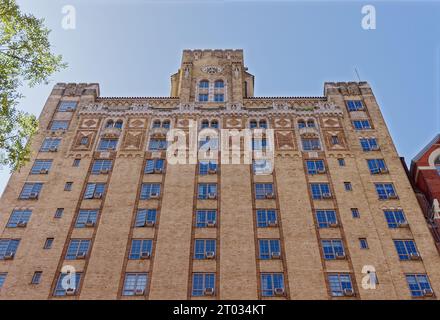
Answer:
[170,49,254,104]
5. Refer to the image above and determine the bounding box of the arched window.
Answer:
[298,120,306,129]
[435,156,440,175]
[259,120,267,129]
[211,120,219,129]
[214,80,224,88]
[199,80,209,89]
[201,120,209,129]
[250,120,258,129]
[105,120,114,128]
[152,120,161,128]
[114,120,123,129]
[162,120,170,129]
[307,120,315,128]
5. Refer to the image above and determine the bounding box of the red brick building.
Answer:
[410,134,440,251]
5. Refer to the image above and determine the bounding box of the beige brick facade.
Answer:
[0,49,439,300]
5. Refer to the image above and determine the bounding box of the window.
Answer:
[161,120,170,129]
[344,182,353,191]
[199,137,219,150]
[140,183,161,200]
[328,274,353,297]
[435,156,440,175]
[384,210,407,228]
[198,94,209,102]
[367,159,388,174]
[259,120,268,129]
[84,183,105,199]
[40,138,61,152]
[375,183,397,200]
[105,120,114,128]
[65,239,91,260]
[255,183,274,200]
[0,239,20,260]
[201,120,210,129]
[338,158,345,167]
[122,273,148,296]
[7,210,32,228]
[259,239,281,260]
[152,120,161,128]
[145,159,165,174]
[194,239,216,259]
[306,120,315,128]
[199,161,217,175]
[54,208,64,219]
[129,239,153,259]
[214,94,224,102]
[58,101,77,112]
[260,273,285,297]
[394,240,419,260]
[310,183,331,200]
[322,239,345,260]
[196,210,217,228]
[192,273,215,296]
[91,160,113,174]
[331,136,340,145]
[252,138,268,151]
[250,120,258,129]
[360,138,379,151]
[253,160,272,175]
[306,160,325,174]
[44,238,54,249]
[64,182,73,191]
[135,209,157,227]
[210,120,219,129]
[80,137,89,145]
[353,120,372,130]
[114,120,123,129]
[75,210,98,228]
[50,120,69,131]
[199,80,209,88]
[53,272,82,296]
[256,209,278,228]
[19,183,43,199]
[301,138,321,151]
[346,100,364,112]
[30,160,53,174]
[148,138,167,151]
[406,274,433,297]
[298,120,306,129]
[359,238,369,249]
[316,210,337,228]
[198,183,217,200]
[73,159,81,167]
[0,273,6,288]
[351,208,360,218]
[214,80,224,88]
[98,138,118,151]
[31,272,42,284]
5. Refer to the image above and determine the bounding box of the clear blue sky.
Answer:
[1,0,439,194]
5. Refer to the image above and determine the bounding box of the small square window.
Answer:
[344,182,352,191]
[351,208,360,218]
[73,159,81,167]
[44,238,54,249]
[359,238,369,249]
[338,158,345,167]
[64,182,73,191]
[31,271,42,284]
[54,208,64,219]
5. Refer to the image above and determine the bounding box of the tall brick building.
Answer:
[1,49,440,300]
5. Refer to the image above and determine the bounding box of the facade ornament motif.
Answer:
[184,66,190,79]
[233,66,240,78]
[201,65,223,74]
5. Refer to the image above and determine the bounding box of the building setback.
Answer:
[0,49,440,299]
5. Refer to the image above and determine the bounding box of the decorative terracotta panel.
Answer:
[275,131,296,150]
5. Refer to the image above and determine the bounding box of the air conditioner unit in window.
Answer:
[312,145,321,150]
[335,252,346,259]
[207,221,216,228]
[371,145,380,151]
[134,289,145,296]
[317,169,326,174]
[17,221,27,228]
[205,251,216,259]
[274,288,285,296]
[3,252,14,260]
[410,252,421,260]
[423,289,434,297]
[76,252,87,259]
[397,221,409,228]
[85,220,95,227]
[140,252,151,259]
[271,252,281,259]
[388,193,398,199]
[49,147,58,152]
[66,107,74,112]
[322,193,332,199]
[65,288,76,296]
[93,192,103,199]
[145,221,155,227]
[379,168,389,174]
[40,168,49,174]
[204,288,215,296]
[150,193,160,199]
[343,288,355,297]
[108,146,116,150]
[208,168,217,174]
[207,193,217,200]
[265,193,275,199]
[328,222,339,228]
[100,168,109,174]
[154,168,163,174]
[268,220,278,227]
[28,192,39,199]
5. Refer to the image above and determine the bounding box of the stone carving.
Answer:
[201,65,223,74]
[274,117,291,128]
[225,117,242,128]
[128,118,146,129]
[322,117,340,128]
[276,131,295,150]
[80,118,99,129]
[72,131,95,150]
[122,131,144,150]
